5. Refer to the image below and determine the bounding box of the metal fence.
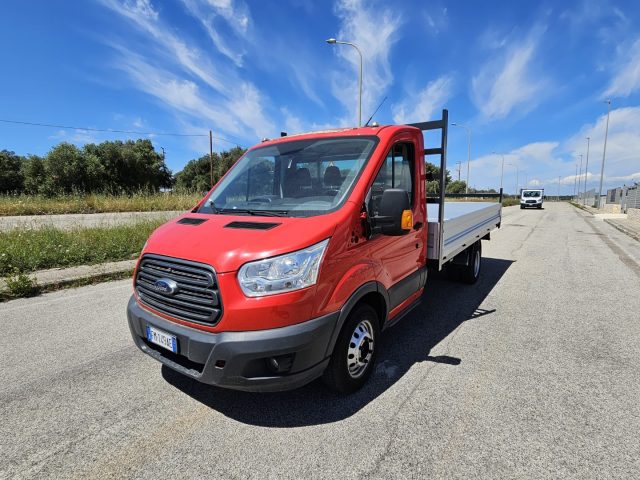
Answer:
[582,188,596,207]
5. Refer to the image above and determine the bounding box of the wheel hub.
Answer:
[347,320,374,379]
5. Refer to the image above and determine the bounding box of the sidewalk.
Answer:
[604,218,640,242]
[0,259,136,295]
[0,210,182,231]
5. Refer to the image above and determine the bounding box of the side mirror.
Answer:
[372,189,413,236]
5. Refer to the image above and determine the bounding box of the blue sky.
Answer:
[1,0,640,194]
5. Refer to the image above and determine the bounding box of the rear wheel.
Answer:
[323,304,379,393]
[460,241,482,284]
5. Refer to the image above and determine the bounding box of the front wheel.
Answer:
[322,304,379,393]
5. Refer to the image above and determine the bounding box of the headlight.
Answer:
[238,239,329,297]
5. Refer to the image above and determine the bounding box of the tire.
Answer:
[459,241,482,284]
[537,205,542,209]
[520,205,525,209]
[322,304,380,393]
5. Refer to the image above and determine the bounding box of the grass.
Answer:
[0,219,164,275]
[0,269,134,302]
[0,192,202,216]
[502,198,520,207]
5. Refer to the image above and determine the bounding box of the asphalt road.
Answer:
[2,203,639,479]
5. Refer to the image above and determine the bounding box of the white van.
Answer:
[520,189,544,209]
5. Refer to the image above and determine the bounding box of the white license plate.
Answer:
[146,325,177,353]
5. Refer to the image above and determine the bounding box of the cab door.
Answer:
[366,138,426,311]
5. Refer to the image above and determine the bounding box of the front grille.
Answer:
[526,200,536,204]
[135,254,222,325]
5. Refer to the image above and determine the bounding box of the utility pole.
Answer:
[597,99,611,208]
[451,123,471,193]
[574,163,578,199]
[160,146,166,161]
[455,161,461,181]
[209,130,214,188]
[583,136,590,205]
[558,176,561,201]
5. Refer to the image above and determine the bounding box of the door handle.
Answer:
[413,222,423,230]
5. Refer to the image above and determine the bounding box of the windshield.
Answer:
[523,190,542,198]
[199,136,378,217]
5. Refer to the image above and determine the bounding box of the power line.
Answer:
[0,118,245,147]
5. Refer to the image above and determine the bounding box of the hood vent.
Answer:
[177,217,208,226]
[225,221,281,230]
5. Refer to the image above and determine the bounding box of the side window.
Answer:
[368,142,414,216]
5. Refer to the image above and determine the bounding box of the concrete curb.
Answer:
[604,219,640,242]
[0,259,137,294]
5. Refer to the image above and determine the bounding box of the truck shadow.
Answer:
[162,257,514,427]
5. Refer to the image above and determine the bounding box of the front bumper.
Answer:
[127,296,338,392]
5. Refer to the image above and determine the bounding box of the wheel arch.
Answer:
[324,281,389,358]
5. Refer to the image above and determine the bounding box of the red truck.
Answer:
[127,110,502,393]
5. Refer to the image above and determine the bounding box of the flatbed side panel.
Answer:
[427,202,502,261]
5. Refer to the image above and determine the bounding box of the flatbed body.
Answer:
[427,202,502,262]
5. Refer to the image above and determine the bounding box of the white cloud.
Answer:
[423,5,448,36]
[564,106,640,185]
[331,0,402,125]
[100,0,275,142]
[603,37,640,98]
[392,75,454,124]
[100,0,228,92]
[181,0,250,67]
[281,108,304,134]
[471,27,548,120]
[467,106,640,193]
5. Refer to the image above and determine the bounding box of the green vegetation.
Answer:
[174,146,245,192]
[0,192,201,216]
[502,198,520,207]
[4,270,41,298]
[0,220,164,275]
[0,142,246,196]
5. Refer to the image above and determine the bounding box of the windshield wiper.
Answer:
[216,208,290,217]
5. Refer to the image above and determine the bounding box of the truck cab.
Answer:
[520,189,544,209]
[127,111,501,393]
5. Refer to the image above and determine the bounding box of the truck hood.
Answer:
[143,211,340,273]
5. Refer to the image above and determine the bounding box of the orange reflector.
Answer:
[401,210,413,230]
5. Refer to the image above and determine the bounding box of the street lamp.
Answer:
[596,99,611,208]
[583,136,590,205]
[492,151,505,193]
[452,123,471,193]
[577,153,583,201]
[326,38,363,127]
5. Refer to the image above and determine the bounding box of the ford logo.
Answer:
[153,278,179,295]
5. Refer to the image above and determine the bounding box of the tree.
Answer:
[41,143,105,195]
[0,150,25,193]
[84,139,172,193]
[174,147,246,192]
[22,155,45,194]
[446,180,467,194]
